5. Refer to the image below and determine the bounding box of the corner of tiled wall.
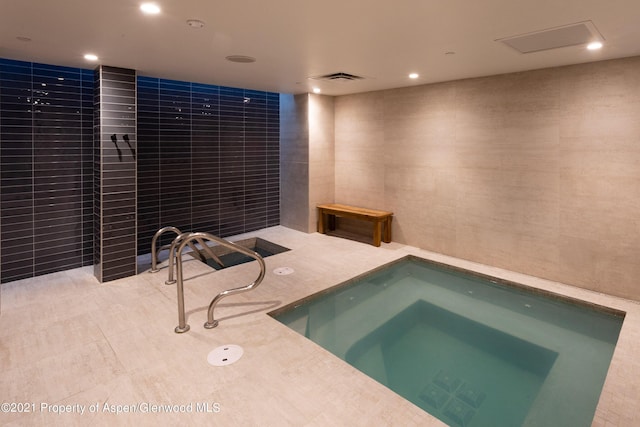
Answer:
[279,93,310,232]
[308,93,335,232]
[93,65,137,283]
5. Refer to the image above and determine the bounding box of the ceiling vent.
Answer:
[309,72,365,82]
[497,21,604,54]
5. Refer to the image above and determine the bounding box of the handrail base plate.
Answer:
[204,320,219,329]
[175,325,191,333]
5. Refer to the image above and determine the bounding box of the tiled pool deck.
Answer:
[1,226,638,426]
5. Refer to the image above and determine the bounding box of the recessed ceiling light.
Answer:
[186,19,205,28]
[225,55,256,63]
[312,88,321,94]
[84,53,98,61]
[587,41,603,50]
[140,3,161,14]
[409,73,419,79]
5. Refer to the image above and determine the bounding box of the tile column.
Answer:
[94,66,137,282]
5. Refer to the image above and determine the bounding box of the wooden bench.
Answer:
[317,203,393,247]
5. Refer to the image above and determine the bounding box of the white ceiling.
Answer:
[2,0,640,96]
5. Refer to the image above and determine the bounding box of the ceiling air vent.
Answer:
[310,72,365,82]
[496,21,604,54]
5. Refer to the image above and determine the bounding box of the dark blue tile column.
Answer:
[94,66,136,282]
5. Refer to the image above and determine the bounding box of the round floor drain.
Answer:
[273,267,294,275]
[207,344,244,366]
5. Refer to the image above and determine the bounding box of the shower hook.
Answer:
[122,134,136,159]
[110,134,122,161]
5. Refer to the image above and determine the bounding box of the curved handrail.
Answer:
[174,232,266,333]
[150,226,183,272]
[165,233,225,285]
[151,226,224,280]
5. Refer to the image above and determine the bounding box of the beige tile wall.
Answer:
[334,56,640,300]
[280,94,310,232]
[281,94,336,233]
[308,94,336,232]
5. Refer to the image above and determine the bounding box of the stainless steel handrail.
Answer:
[150,226,187,272]
[150,226,224,281]
[165,233,225,285]
[173,231,266,333]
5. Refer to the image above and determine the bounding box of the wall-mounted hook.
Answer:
[122,134,135,160]
[110,134,122,161]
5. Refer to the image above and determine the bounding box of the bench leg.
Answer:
[383,217,392,243]
[317,210,325,233]
[372,221,382,247]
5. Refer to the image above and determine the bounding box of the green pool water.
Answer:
[272,256,624,427]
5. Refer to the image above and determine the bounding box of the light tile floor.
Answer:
[0,226,638,426]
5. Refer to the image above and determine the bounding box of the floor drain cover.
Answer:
[273,267,294,275]
[207,344,244,366]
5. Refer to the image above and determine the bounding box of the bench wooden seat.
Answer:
[317,203,393,247]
